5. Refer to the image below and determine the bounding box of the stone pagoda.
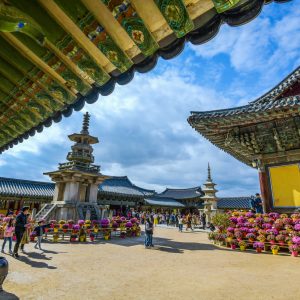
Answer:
[202,163,218,223]
[41,112,108,221]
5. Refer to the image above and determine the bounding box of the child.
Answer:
[2,218,15,254]
[33,220,51,250]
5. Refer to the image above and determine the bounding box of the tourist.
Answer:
[1,218,15,254]
[5,209,14,217]
[20,213,31,253]
[201,213,207,230]
[251,193,263,214]
[34,220,51,250]
[186,213,192,231]
[144,217,154,248]
[13,206,29,258]
[153,213,158,227]
[178,215,183,232]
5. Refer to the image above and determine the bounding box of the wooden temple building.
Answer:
[189,67,300,213]
[0,0,288,154]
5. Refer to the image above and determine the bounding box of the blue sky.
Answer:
[0,2,299,196]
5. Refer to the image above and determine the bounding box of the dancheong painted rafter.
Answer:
[0,0,290,153]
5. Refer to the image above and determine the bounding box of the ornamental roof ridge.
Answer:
[189,66,300,119]
[162,186,202,192]
[0,176,54,186]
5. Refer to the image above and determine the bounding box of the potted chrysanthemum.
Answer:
[267,234,276,245]
[275,234,286,246]
[289,244,300,257]
[238,240,247,251]
[90,232,95,242]
[271,245,280,255]
[62,224,69,233]
[230,239,238,250]
[253,242,264,253]
[246,233,256,242]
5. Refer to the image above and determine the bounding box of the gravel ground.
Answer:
[2,227,300,300]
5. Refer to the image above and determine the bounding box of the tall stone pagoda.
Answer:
[42,112,108,221]
[202,163,218,222]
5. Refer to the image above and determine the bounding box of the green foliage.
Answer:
[212,213,231,232]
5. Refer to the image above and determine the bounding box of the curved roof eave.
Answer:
[0,0,289,153]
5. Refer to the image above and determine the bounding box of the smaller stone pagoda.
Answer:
[42,112,108,221]
[202,163,218,223]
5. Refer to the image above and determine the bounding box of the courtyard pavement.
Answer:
[2,227,300,300]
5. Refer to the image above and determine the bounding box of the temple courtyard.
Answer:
[2,227,300,300]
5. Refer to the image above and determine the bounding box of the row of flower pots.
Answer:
[209,211,300,257]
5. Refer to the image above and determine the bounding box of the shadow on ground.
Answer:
[0,290,19,299]
[18,255,57,269]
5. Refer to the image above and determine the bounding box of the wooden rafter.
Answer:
[45,40,94,86]
[131,0,172,42]
[38,0,116,73]
[184,0,215,20]
[81,0,140,59]
[1,32,77,97]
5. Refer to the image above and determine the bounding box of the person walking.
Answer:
[201,213,207,230]
[34,220,51,250]
[1,218,15,254]
[178,215,183,232]
[144,217,154,248]
[13,206,29,258]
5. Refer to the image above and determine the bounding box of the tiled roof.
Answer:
[217,197,252,209]
[0,177,54,198]
[144,197,185,208]
[99,176,155,197]
[158,187,204,199]
[190,67,300,120]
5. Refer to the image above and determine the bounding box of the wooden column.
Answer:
[259,169,272,213]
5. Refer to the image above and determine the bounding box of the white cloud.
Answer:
[190,3,300,76]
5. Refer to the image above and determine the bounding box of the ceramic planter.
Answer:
[291,251,298,257]
[231,245,236,250]
[240,246,246,251]
[256,248,262,253]
[272,249,279,255]
[0,257,8,292]
[104,236,109,240]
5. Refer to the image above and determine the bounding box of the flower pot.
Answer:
[79,236,86,242]
[256,248,262,253]
[231,245,236,250]
[104,236,109,240]
[272,249,279,255]
[90,236,95,242]
[70,238,77,242]
[0,257,8,292]
[63,229,67,233]
[53,236,59,242]
[53,228,58,233]
[240,246,246,251]
[292,251,298,257]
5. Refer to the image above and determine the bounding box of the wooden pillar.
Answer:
[259,169,272,213]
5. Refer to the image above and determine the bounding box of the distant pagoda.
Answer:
[202,163,218,222]
[59,112,100,173]
[43,112,108,221]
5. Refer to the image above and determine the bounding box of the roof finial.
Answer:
[81,112,90,134]
[207,162,212,181]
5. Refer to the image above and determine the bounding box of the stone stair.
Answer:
[35,203,56,221]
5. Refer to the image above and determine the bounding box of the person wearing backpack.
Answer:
[145,217,154,248]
